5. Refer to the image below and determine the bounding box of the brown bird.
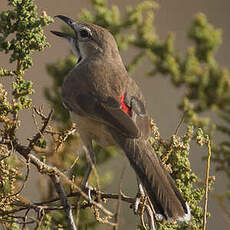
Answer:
[51,15,190,222]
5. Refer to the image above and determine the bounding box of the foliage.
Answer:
[0,0,53,228]
[1,0,229,229]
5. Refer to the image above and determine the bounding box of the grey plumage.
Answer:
[51,15,191,222]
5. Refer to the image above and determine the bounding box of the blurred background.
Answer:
[1,0,230,229]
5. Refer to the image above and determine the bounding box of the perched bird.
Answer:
[51,15,190,222]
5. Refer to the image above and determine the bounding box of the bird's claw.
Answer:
[134,196,141,214]
[133,191,145,214]
[134,193,157,230]
[81,182,94,203]
[133,180,146,214]
[85,182,93,203]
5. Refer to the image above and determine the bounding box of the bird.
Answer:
[51,15,191,222]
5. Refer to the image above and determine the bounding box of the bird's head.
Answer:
[51,15,119,62]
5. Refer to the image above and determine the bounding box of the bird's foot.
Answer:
[133,182,156,230]
[86,182,94,203]
[133,191,145,214]
[81,182,94,203]
[133,181,146,214]
[134,194,156,230]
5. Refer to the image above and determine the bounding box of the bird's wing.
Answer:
[63,91,150,139]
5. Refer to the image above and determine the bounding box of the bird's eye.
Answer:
[79,29,91,39]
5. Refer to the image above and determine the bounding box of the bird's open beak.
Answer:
[51,15,82,61]
[50,15,77,39]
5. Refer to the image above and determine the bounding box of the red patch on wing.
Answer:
[120,93,132,116]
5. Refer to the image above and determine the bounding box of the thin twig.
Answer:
[22,208,30,230]
[174,113,185,135]
[145,203,156,230]
[27,154,113,216]
[27,108,53,152]
[8,138,114,218]
[32,107,41,136]
[202,139,212,230]
[7,108,118,226]
[93,206,116,226]
[1,216,35,225]
[147,197,157,219]
[34,208,45,230]
[36,190,133,208]
[113,164,126,230]
[83,145,100,191]
[3,190,134,216]
[50,174,77,230]
[11,158,30,197]
[140,196,148,230]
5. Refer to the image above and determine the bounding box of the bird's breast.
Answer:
[71,112,116,147]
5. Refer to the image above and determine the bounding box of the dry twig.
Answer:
[113,164,126,230]
[50,174,77,230]
[202,139,212,230]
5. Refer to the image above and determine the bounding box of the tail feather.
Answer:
[112,131,190,221]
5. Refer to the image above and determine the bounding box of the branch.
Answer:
[113,164,126,230]
[9,145,113,226]
[27,154,113,216]
[3,108,113,228]
[202,139,212,230]
[27,107,53,151]
[4,190,135,216]
[50,174,77,230]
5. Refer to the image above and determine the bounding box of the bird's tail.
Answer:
[112,132,190,222]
